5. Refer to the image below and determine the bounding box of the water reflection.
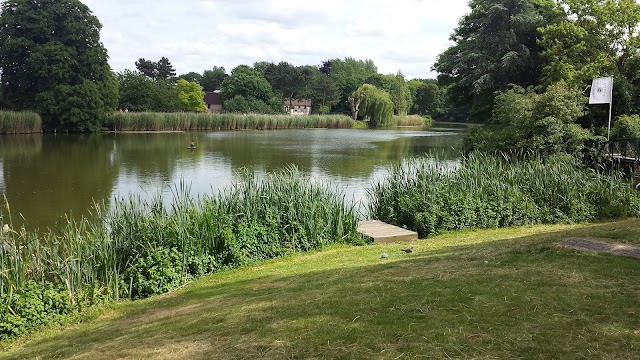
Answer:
[0,134,119,229]
[0,124,466,230]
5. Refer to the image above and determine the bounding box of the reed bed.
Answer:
[0,111,41,134]
[0,168,361,340]
[368,153,640,237]
[105,112,355,131]
[390,115,431,127]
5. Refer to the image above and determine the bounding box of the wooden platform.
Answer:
[357,220,418,244]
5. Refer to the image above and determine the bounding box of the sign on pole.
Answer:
[590,76,614,140]
[589,77,613,104]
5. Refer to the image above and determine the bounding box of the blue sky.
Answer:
[83,0,470,79]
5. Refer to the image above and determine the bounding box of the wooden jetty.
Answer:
[608,139,640,165]
[357,220,418,244]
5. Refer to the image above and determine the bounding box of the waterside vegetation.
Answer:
[391,114,431,127]
[0,111,41,134]
[0,168,361,340]
[105,113,356,131]
[3,111,431,133]
[369,153,640,238]
[1,154,639,343]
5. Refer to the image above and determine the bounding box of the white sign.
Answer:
[589,77,613,104]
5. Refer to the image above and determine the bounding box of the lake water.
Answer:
[0,123,466,230]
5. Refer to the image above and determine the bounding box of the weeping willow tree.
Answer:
[350,84,394,127]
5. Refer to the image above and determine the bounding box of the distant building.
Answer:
[285,98,311,116]
[204,91,223,113]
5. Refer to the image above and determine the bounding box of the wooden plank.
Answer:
[358,220,418,244]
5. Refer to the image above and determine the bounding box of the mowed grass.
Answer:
[3,220,640,359]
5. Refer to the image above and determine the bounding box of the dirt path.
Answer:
[559,238,640,258]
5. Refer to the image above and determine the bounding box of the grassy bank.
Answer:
[369,153,640,237]
[0,111,41,134]
[0,168,361,340]
[2,153,639,346]
[2,219,640,358]
[105,112,355,131]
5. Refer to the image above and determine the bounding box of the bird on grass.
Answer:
[380,252,389,259]
[400,246,414,253]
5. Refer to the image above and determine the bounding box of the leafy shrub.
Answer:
[466,82,590,159]
[581,135,608,167]
[0,281,72,340]
[123,246,184,299]
[611,114,640,139]
[223,95,250,113]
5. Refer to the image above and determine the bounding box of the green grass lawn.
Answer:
[2,220,640,359]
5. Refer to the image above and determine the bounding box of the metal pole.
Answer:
[608,102,612,141]
[607,76,614,142]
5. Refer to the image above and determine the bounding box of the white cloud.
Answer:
[86,0,470,79]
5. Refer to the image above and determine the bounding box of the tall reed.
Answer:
[390,115,432,127]
[0,111,42,134]
[105,112,355,131]
[368,152,640,237]
[0,167,362,339]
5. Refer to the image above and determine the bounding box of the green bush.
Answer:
[223,95,250,113]
[611,115,640,139]
[123,247,184,299]
[465,82,590,158]
[0,281,72,340]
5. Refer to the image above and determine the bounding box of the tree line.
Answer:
[2,0,638,140]
[0,0,441,132]
[434,0,640,159]
[119,57,443,120]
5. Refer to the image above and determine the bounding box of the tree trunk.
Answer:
[349,96,361,120]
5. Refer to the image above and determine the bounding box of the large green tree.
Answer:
[408,80,443,116]
[221,65,281,113]
[117,70,177,112]
[135,57,176,83]
[201,66,227,92]
[156,57,176,82]
[329,58,379,114]
[349,84,394,127]
[309,65,339,114]
[174,79,206,112]
[0,0,118,131]
[538,0,640,122]
[539,0,640,85]
[433,0,555,122]
[178,72,203,84]
[221,65,274,103]
[385,71,410,116]
[260,61,315,100]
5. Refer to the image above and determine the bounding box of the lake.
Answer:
[0,123,466,230]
